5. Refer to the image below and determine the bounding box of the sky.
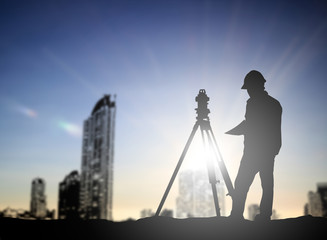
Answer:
[0,0,327,221]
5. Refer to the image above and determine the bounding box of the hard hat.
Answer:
[241,70,266,89]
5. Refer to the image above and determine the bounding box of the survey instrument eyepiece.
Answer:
[195,89,210,120]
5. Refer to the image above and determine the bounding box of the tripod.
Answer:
[155,89,234,217]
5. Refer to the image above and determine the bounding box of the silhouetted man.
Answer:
[226,70,282,221]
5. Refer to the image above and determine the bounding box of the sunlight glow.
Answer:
[58,121,82,137]
[183,133,209,172]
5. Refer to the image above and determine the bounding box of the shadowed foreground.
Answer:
[0,215,326,240]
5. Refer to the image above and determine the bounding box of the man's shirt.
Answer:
[226,91,282,156]
[244,91,282,155]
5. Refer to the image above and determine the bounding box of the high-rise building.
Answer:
[306,182,327,217]
[79,95,116,220]
[176,169,225,218]
[30,178,47,219]
[58,170,80,219]
[307,191,322,217]
[176,170,194,218]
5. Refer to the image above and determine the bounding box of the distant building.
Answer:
[140,209,154,218]
[176,170,194,218]
[317,183,327,217]
[30,178,47,219]
[58,170,80,219]
[248,204,278,220]
[271,209,279,220]
[0,207,27,218]
[46,209,56,220]
[306,183,327,217]
[0,207,54,220]
[304,203,309,216]
[307,191,323,216]
[248,204,260,221]
[79,95,116,220]
[176,169,225,218]
[161,209,173,217]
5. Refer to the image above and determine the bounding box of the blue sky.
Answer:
[0,0,327,220]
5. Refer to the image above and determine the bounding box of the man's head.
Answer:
[241,70,266,97]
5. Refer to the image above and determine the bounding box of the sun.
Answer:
[182,131,209,172]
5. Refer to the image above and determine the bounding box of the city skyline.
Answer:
[0,1,327,221]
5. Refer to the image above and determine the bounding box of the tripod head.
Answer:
[195,89,210,121]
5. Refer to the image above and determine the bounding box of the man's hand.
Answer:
[225,120,246,135]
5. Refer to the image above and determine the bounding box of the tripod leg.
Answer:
[201,128,220,217]
[207,128,234,197]
[211,181,221,217]
[155,122,199,217]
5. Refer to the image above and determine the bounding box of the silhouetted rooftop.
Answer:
[91,95,115,116]
[32,178,44,184]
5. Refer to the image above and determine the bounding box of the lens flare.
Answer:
[19,107,38,118]
[12,103,38,119]
[58,121,82,137]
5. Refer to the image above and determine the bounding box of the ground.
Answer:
[0,215,326,240]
